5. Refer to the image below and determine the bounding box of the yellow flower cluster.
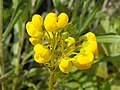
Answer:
[59,32,98,73]
[26,12,69,64]
[26,12,98,74]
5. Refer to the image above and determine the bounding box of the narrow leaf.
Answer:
[97,35,120,43]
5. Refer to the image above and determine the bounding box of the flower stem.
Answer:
[49,71,54,90]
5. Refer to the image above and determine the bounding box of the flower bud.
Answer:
[65,37,75,47]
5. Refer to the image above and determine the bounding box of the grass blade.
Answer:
[97,35,120,43]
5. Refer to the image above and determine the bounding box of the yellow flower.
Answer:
[59,58,72,73]
[34,44,50,63]
[44,13,58,32]
[44,12,69,32]
[81,41,98,55]
[72,51,94,70]
[26,22,42,37]
[32,14,43,29]
[57,13,69,28]
[29,37,41,45]
[65,37,75,47]
[85,32,96,41]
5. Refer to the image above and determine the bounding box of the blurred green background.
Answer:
[0,0,120,90]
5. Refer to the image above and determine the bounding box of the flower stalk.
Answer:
[49,71,54,90]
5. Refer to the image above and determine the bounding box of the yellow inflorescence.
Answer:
[26,12,98,74]
[71,32,98,71]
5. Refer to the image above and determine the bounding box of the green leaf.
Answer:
[101,82,111,90]
[65,23,76,34]
[97,35,120,43]
[22,81,38,90]
[100,19,110,32]
[95,62,108,79]
[61,31,70,39]
[111,85,120,90]
[2,9,22,41]
[27,68,38,78]
[76,0,103,37]
[79,0,91,27]
[65,82,80,88]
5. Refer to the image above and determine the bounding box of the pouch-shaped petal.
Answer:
[81,41,98,55]
[34,53,49,63]
[34,44,50,59]
[85,32,96,41]
[57,13,69,28]
[32,14,43,29]
[44,13,58,32]
[72,52,94,70]
[26,22,42,37]
[59,59,72,73]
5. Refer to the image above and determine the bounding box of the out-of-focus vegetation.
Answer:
[0,0,120,90]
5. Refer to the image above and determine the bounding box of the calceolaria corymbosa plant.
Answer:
[26,12,98,90]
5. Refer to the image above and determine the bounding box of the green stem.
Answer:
[12,77,18,90]
[16,23,25,75]
[48,32,57,90]
[12,23,25,90]
[0,0,5,89]
[49,71,54,90]
[0,70,14,83]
